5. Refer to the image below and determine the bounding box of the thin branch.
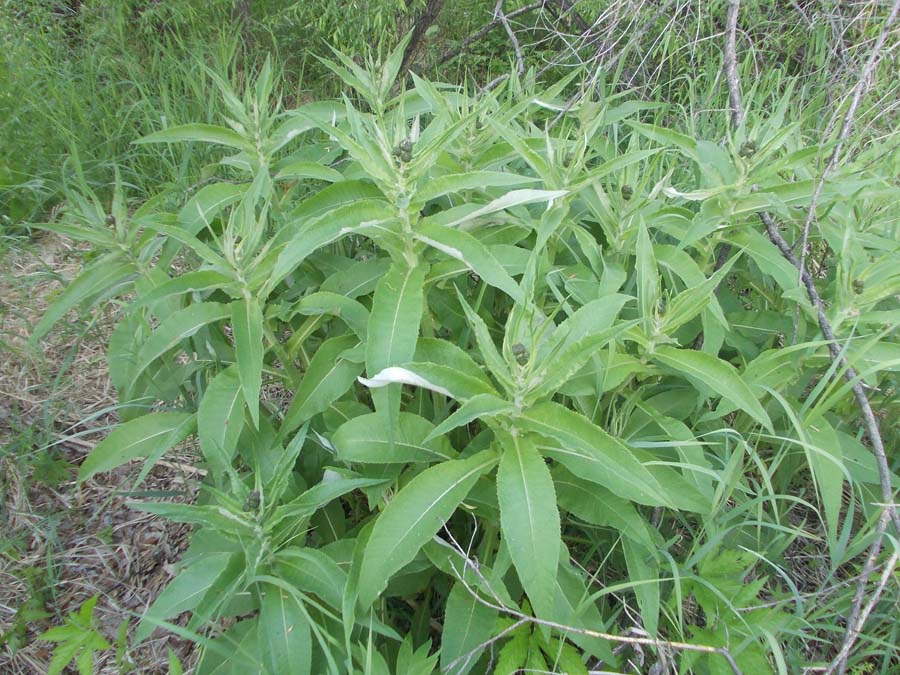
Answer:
[724,0,745,127]
[438,0,546,63]
[496,0,525,76]
[443,617,530,674]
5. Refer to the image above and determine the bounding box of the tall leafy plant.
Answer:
[33,37,899,674]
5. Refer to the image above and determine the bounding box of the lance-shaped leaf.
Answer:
[265,476,388,532]
[31,256,134,343]
[333,412,456,463]
[78,412,196,482]
[131,271,237,309]
[267,199,395,292]
[293,292,369,339]
[440,582,498,675]
[177,182,248,234]
[519,401,673,508]
[142,220,227,267]
[280,335,364,437]
[623,538,661,636]
[320,257,391,298]
[553,467,656,552]
[258,584,312,675]
[496,431,561,617]
[365,263,427,375]
[198,366,244,479]
[275,160,343,183]
[660,257,738,335]
[415,170,538,204]
[231,297,264,428]
[274,547,347,611]
[636,220,660,328]
[357,449,498,607]
[270,101,346,151]
[135,553,235,642]
[444,189,568,228]
[652,346,772,430]
[456,290,514,392]
[135,123,252,151]
[425,393,515,442]
[416,222,523,302]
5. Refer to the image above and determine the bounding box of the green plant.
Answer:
[31,33,900,674]
[37,595,111,675]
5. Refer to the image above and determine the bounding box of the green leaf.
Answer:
[195,618,262,675]
[198,366,244,479]
[135,553,234,642]
[280,334,364,437]
[132,303,231,386]
[415,171,538,204]
[623,538,660,636]
[456,291,514,392]
[320,257,391,298]
[496,431,560,617]
[652,346,772,430]
[268,200,395,293]
[275,160,343,183]
[357,449,498,607]
[444,189,568,228]
[519,402,673,508]
[78,412,196,482]
[266,477,389,532]
[294,292,369,339]
[425,393,515,442]
[274,548,347,611]
[177,183,248,234]
[131,271,237,309]
[636,220,659,328]
[806,420,845,548]
[625,121,699,161]
[270,101,346,151]
[135,123,252,151]
[416,222,523,302]
[231,297,264,429]
[258,584,312,675]
[142,220,227,267]
[333,412,456,463]
[31,257,134,343]
[365,262,427,375]
[553,468,656,552]
[440,582,497,675]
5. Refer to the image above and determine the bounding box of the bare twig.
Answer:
[496,0,525,76]
[438,0,546,63]
[724,0,745,127]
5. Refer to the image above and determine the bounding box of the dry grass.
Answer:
[0,234,199,674]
